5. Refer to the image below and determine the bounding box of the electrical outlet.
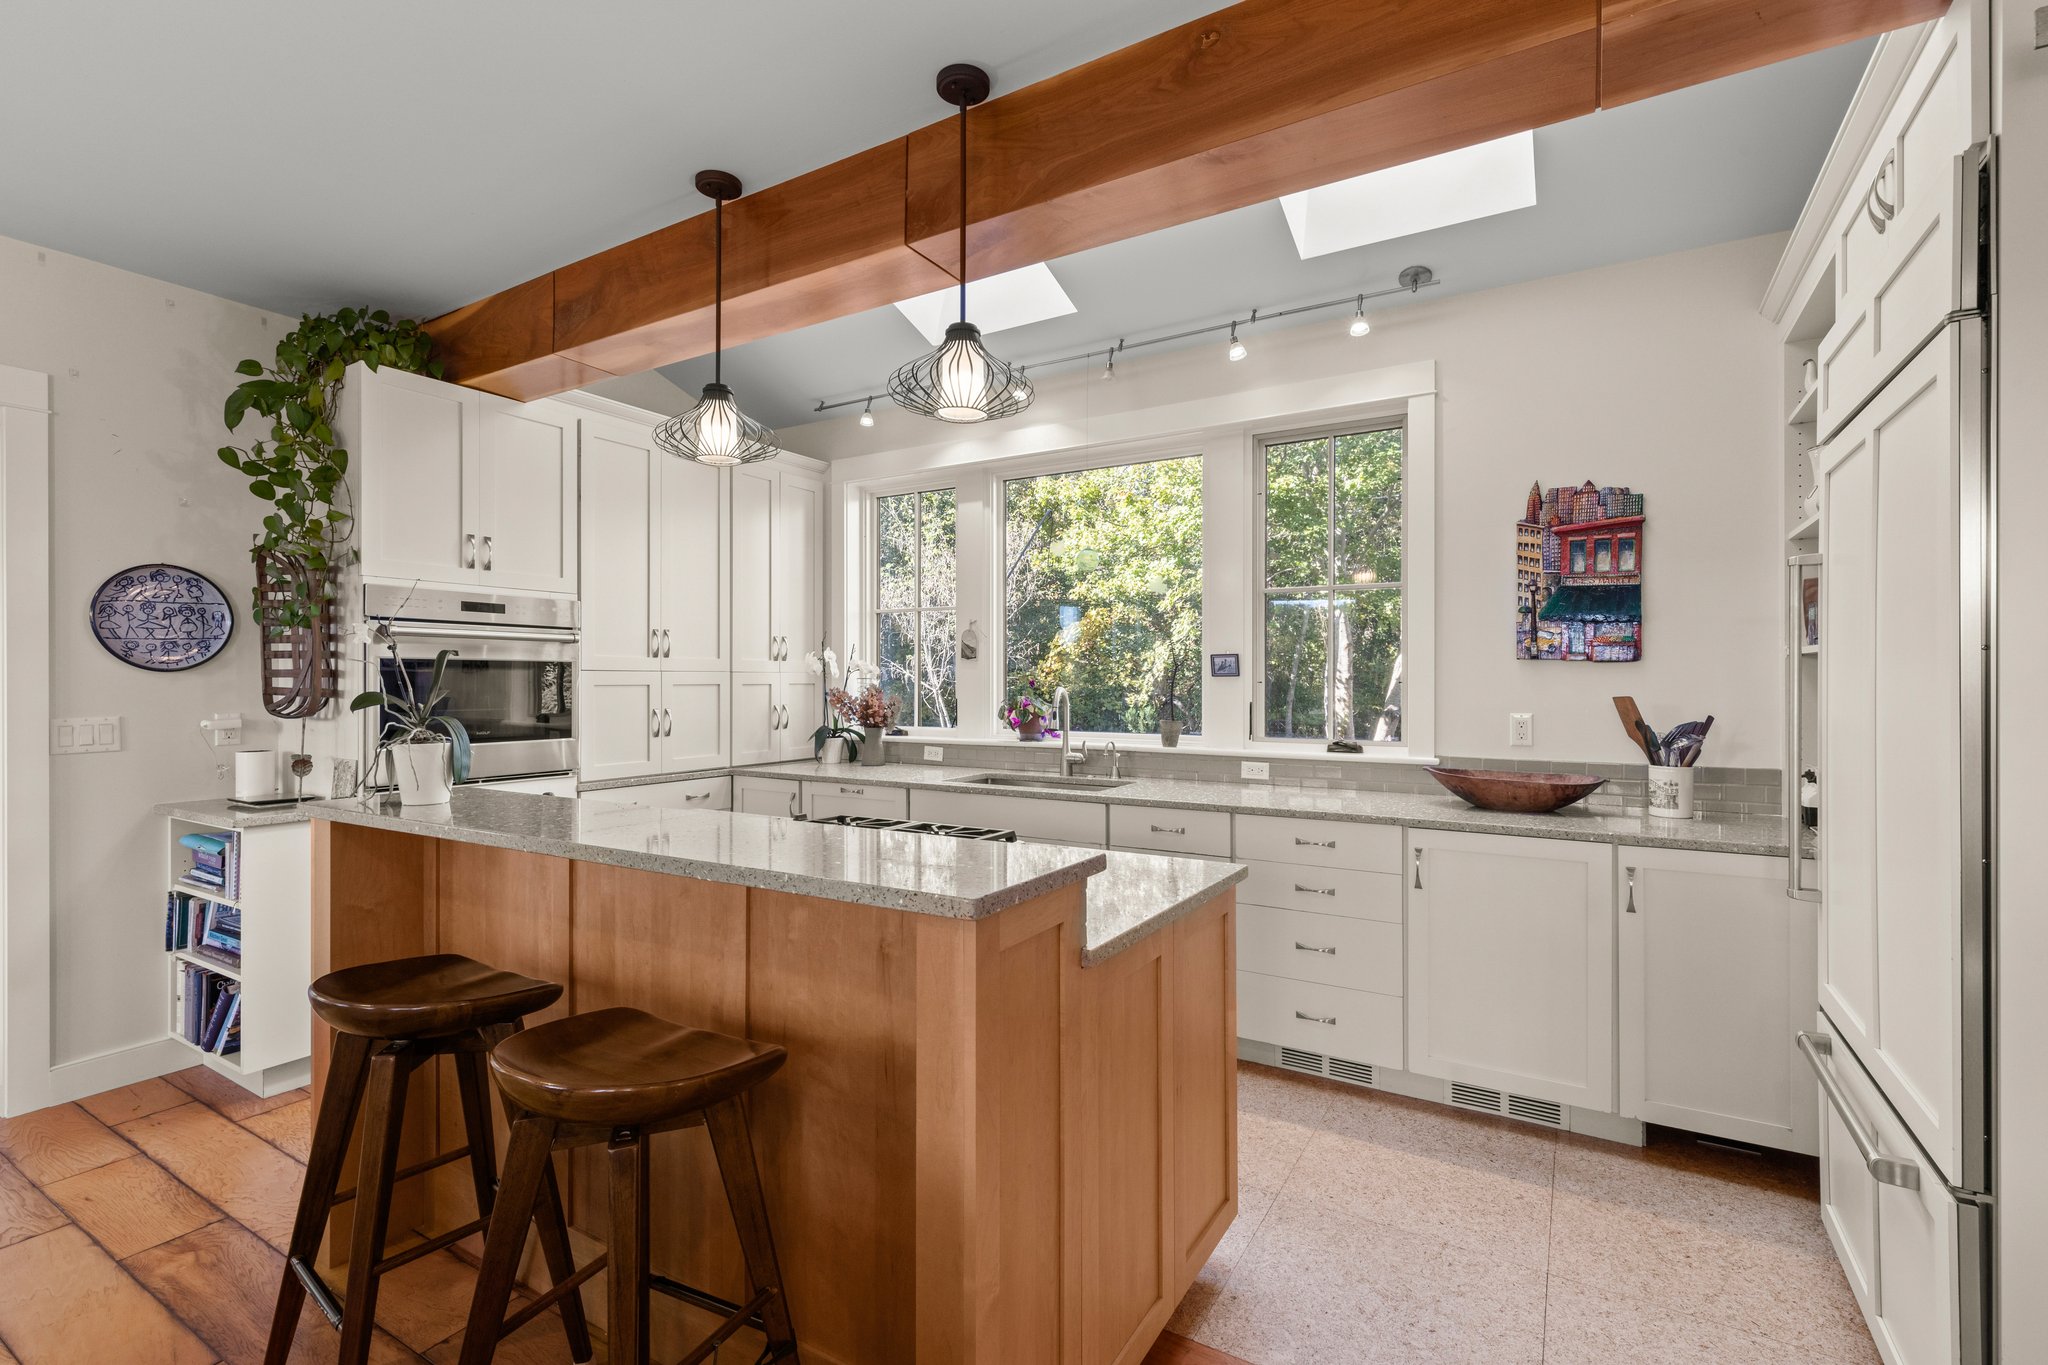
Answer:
[51,716,122,754]
[1510,713,1535,747]
[923,745,944,762]
[1241,760,1271,780]
[200,713,244,747]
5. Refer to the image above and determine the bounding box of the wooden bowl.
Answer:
[1425,766,1605,814]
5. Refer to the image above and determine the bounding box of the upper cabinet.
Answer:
[347,364,578,595]
[732,463,824,673]
[579,414,728,673]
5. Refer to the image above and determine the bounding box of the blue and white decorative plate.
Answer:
[89,564,234,671]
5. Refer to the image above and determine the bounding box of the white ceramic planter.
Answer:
[1645,765,1695,820]
[819,737,849,765]
[392,738,453,806]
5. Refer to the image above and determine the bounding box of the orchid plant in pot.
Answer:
[804,643,866,763]
[349,625,471,805]
[829,684,901,768]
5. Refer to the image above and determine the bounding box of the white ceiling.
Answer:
[651,37,1875,432]
[0,0,1219,317]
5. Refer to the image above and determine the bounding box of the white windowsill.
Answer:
[888,733,1437,766]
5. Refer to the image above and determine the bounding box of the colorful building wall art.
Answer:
[1515,480,1644,661]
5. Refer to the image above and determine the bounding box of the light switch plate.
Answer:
[923,746,944,762]
[52,716,121,754]
[1241,761,1270,780]
[1510,713,1535,747]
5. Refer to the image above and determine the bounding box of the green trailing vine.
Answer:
[218,308,440,628]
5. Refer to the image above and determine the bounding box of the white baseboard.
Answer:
[27,1037,191,1114]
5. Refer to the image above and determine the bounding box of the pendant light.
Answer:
[886,64,1032,424]
[654,170,777,466]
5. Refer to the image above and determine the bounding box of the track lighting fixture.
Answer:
[653,170,777,466]
[1227,324,1248,362]
[1349,296,1371,337]
[859,398,875,428]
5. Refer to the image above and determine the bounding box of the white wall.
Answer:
[787,234,1786,769]
[0,233,347,1090]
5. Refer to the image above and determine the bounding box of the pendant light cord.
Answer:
[957,97,968,325]
[713,195,724,386]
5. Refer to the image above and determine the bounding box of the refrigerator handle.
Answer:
[1798,1031,1921,1190]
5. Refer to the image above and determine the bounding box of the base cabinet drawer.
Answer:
[801,780,910,822]
[1234,814,1401,873]
[1237,969,1402,1068]
[597,776,731,810]
[1239,860,1402,924]
[908,789,1106,846]
[1109,804,1232,856]
[732,775,803,818]
[1237,903,1401,995]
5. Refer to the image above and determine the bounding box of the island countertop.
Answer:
[157,790,1244,963]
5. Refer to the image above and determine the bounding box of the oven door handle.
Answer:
[385,624,581,644]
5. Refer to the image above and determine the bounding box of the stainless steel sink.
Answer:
[951,772,1131,791]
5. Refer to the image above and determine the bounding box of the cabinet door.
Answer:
[730,465,779,672]
[661,452,728,671]
[732,775,802,819]
[578,671,661,782]
[1407,829,1615,1111]
[801,780,910,822]
[356,367,477,586]
[774,468,824,670]
[579,417,661,672]
[476,397,577,593]
[730,673,781,768]
[1819,335,1967,1182]
[660,672,728,773]
[1619,848,1817,1153]
[776,675,821,761]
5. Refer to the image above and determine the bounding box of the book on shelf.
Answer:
[177,830,240,899]
[175,960,241,1056]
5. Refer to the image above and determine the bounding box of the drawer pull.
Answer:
[1294,1010,1337,1025]
[683,792,710,802]
[1293,941,1337,956]
[1798,1032,1920,1190]
[1150,824,1186,836]
[1293,836,1337,849]
[1293,883,1336,897]
[839,786,866,796]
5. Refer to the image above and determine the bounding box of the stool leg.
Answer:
[457,1110,558,1365]
[706,1099,800,1361]
[263,1032,374,1364]
[337,1044,414,1365]
[606,1128,652,1365]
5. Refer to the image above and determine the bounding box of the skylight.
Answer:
[1278,131,1537,259]
[892,262,1077,345]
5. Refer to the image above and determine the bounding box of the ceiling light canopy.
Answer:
[887,64,1033,425]
[654,170,776,466]
[1279,131,1537,260]
[892,262,1076,346]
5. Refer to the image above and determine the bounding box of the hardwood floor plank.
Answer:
[116,1103,305,1251]
[1146,1330,1257,1364]
[368,1248,502,1353]
[164,1066,307,1124]
[126,1219,424,1365]
[0,1225,213,1365]
[0,1104,136,1185]
[43,1155,218,1260]
[421,1303,604,1364]
[0,1158,65,1252]
[76,1077,191,1127]
[238,1098,312,1163]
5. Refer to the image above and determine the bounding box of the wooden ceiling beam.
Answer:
[422,0,1950,401]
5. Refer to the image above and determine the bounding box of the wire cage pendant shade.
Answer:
[887,64,1033,426]
[655,169,778,466]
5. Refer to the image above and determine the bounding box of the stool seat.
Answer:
[309,953,562,1040]
[490,1007,786,1127]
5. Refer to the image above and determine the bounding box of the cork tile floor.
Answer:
[0,1062,1877,1364]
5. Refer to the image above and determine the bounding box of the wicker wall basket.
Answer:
[254,547,340,719]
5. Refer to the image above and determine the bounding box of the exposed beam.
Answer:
[423,0,1949,401]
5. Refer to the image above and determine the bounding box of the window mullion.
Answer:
[1325,437,1339,742]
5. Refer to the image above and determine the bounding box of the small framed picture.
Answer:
[1209,653,1241,678]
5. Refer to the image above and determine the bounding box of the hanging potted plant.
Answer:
[829,685,901,768]
[1001,682,1060,741]
[349,630,471,805]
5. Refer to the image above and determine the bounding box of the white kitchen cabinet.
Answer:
[732,775,803,819]
[660,445,728,672]
[349,364,576,593]
[579,671,662,782]
[1406,829,1615,1112]
[593,776,731,811]
[1108,805,1232,857]
[906,789,1107,846]
[1236,969,1403,1070]
[731,673,815,767]
[660,673,729,774]
[579,416,663,672]
[1236,903,1401,996]
[731,462,824,673]
[802,780,910,822]
[1234,814,1401,873]
[475,774,578,797]
[1236,860,1402,924]
[1618,848,1817,1153]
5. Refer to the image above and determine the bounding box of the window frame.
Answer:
[863,481,960,733]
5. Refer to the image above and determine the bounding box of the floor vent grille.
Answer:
[1447,1082,1568,1129]
[1278,1047,1326,1076]
[1507,1093,1567,1128]
[1327,1057,1375,1087]
[1275,1048,1377,1091]
[1448,1081,1504,1114]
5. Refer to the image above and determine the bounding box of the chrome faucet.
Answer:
[1103,740,1121,780]
[1054,687,1090,775]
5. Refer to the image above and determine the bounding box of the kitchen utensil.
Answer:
[1661,716,1716,767]
[1426,767,1605,814]
[1612,697,1662,764]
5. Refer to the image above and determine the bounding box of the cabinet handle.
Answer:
[788,793,801,817]
[1294,883,1337,897]
[1293,942,1337,956]
[1624,866,1637,913]
[1294,1010,1337,1026]
[1150,824,1186,836]
[1412,847,1423,890]
[1798,1032,1921,1190]
[650,709,660,739]
[661,629,671,658]
[650,628,660,658]
[1870,151,1895,220]
[481,535,494,570]
[1866,189,1888,236]
[661,709,672,738]
[465,533,478,568]
[840,786,865,796]
[1294,836,1337,849]
[683,792,709,802]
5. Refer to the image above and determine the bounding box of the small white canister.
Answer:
[1646,765,1695,820]
[234,749,280,802]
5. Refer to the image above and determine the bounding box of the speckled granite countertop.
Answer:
[747,761,1792,858]
[156,791,1243,963]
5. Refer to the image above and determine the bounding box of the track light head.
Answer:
[858,398,875,428]
[1226,324,1247,362]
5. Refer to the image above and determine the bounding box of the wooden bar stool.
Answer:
[264,954,594,1365]
[456,1006,800,1365]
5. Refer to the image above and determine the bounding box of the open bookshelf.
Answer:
[162,814,312,1095]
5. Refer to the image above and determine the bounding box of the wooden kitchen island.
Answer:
[307,791,1242,1365]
